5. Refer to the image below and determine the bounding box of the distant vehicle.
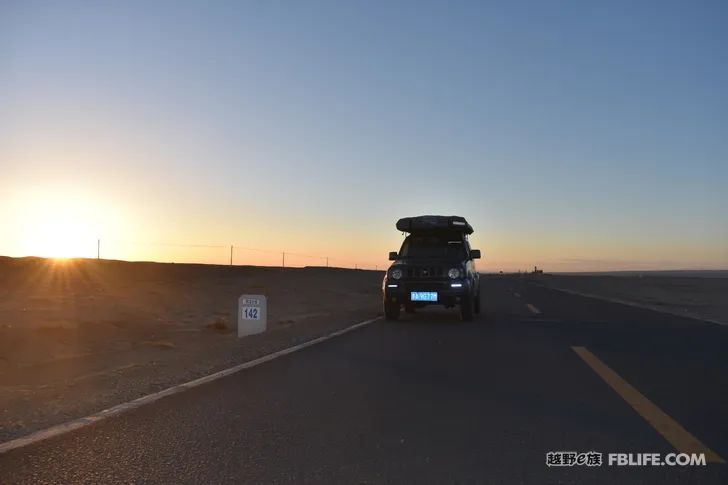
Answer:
[382,215,481,321]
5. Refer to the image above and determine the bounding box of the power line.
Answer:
[97,239,385,270]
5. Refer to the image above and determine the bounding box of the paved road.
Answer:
[1,276,727,484]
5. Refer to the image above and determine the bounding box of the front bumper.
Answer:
[383,278,471,305]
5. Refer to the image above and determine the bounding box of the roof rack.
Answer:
[396,215,473,235]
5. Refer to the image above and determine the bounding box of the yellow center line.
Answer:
[526,303,541,314]
[572,346,724,463]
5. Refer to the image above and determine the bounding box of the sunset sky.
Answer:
[2,1,727,271]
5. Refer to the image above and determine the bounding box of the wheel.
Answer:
[474,290,481,314]
[384,301,401,320]
[460,295,474,321]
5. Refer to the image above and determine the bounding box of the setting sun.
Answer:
[24,212,96,259]
[9,186,113,259]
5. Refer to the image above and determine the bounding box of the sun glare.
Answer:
[16,188,106,259]
[28,214,95,259]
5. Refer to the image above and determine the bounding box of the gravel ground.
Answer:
[0,257,382,441]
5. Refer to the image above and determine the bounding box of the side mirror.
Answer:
[470,249,481,259]
[388,252,398,261]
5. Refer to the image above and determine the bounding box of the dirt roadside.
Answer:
[0,257,383,442]
[534,274,728,325]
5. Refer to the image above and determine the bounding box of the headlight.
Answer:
[448,268,461,279]
[390,268,403,280]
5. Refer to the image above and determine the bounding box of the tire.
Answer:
[474,290,481,314]
[460,295,474,321]
[384,301,401,321]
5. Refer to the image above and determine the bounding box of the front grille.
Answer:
[405,266,444,279]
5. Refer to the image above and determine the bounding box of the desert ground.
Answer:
[0,257,382,441]
[535,272,728,325]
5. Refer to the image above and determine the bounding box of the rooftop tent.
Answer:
[396,215,474,235]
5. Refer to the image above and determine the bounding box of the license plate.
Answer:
[411,291,437,302]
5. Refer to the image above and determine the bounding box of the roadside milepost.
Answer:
[238,294,267,338]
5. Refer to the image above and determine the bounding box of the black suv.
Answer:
[382,215,481,321]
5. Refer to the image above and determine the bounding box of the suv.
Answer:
[382,215,481,321]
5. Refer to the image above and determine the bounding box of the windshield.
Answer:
[399,235,466,260]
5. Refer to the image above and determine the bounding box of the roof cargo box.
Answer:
[396,215,473,235]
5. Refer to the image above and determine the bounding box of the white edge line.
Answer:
[0,316,381,455]
[545,286,727,327]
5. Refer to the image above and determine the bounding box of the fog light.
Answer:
[448,268,461,279]
[451,283,462,288]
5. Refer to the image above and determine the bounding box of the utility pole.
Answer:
[97,239,100,259]
[282,251,285,268]
[230,245,233,266]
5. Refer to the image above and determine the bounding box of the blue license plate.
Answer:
[411,291,438,302]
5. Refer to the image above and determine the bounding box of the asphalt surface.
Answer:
[1,276,726,484]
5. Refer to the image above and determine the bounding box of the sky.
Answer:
[1,0,727,271]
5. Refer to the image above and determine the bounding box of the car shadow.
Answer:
[395,306,471,324]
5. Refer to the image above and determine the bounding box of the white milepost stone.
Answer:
[237,294,267,337]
